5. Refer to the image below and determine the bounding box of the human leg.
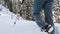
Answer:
[33,0,47,27]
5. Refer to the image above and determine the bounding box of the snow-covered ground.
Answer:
[0,4,60,34]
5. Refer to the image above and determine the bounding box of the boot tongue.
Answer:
[47,25,51,29]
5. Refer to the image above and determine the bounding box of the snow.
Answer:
[0,4,60,34]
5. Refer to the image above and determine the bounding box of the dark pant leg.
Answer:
[43,0,55,34]
[33,0,47,27]
[44,0,54,26]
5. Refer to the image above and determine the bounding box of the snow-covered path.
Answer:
[0,4,60,34]
[0,12,48,34]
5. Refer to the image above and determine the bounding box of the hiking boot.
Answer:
[41,24,53,33]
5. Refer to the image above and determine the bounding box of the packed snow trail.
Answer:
[0,10,48,34]
[0,4,60,34]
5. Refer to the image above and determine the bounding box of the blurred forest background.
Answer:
[0,0,60,23]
